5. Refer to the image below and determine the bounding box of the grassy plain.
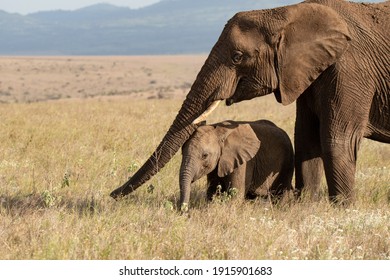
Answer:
[0,56,389,259]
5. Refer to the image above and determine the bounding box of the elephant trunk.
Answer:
[110,59,222,199]
[179,156,196,212]
[110,96,199,198]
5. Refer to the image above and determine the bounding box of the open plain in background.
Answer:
[0,56,389,259]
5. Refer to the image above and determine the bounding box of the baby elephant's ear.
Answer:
[217,124,261,177]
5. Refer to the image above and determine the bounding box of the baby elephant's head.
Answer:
[181,125,221,182]
[179,121,260,209]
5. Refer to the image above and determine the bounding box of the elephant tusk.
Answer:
[192,100,221,124]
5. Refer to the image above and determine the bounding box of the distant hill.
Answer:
[0,0,296,55]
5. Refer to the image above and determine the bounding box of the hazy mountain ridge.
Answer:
[0,0,295,55]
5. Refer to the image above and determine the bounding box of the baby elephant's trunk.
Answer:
[179,157,195,212]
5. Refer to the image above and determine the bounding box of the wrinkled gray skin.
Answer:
[111,0,389,205]
[179,120,294,210]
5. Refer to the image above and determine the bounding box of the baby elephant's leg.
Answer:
[206,169,223,201]
[226,165,247,200]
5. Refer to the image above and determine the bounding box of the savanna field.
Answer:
[0,56,389,260]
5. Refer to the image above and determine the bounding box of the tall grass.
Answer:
[0,96,389,259]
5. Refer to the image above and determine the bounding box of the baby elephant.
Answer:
[179,120,294,211]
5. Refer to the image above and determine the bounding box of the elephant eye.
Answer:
[202,152,209,160]
[232,51,243,64]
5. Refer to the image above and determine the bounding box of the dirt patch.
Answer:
[0,55,207,103]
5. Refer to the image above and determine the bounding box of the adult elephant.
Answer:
[111,0,389,205]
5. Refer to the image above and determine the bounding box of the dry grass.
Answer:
[0,56,389,260]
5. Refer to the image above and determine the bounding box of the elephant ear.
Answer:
[217,123,261,177]
[275,3,351,105]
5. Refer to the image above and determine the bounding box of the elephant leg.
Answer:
[206,169,222,201]
[321,128,362,205]
[227,165,247,200]
[319,79,371,205]
[294,96,324,200]
[322,148,356,205]
[207,167,246,201]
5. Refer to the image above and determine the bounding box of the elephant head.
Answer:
[179,121,260,209]
[110,2,350,199]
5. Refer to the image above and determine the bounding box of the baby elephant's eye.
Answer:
[202,152,209,160]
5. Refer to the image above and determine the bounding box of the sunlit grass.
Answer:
[0,96,389,259]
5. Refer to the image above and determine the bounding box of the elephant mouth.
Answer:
[226,98,234,106]
[225,77,244,107]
